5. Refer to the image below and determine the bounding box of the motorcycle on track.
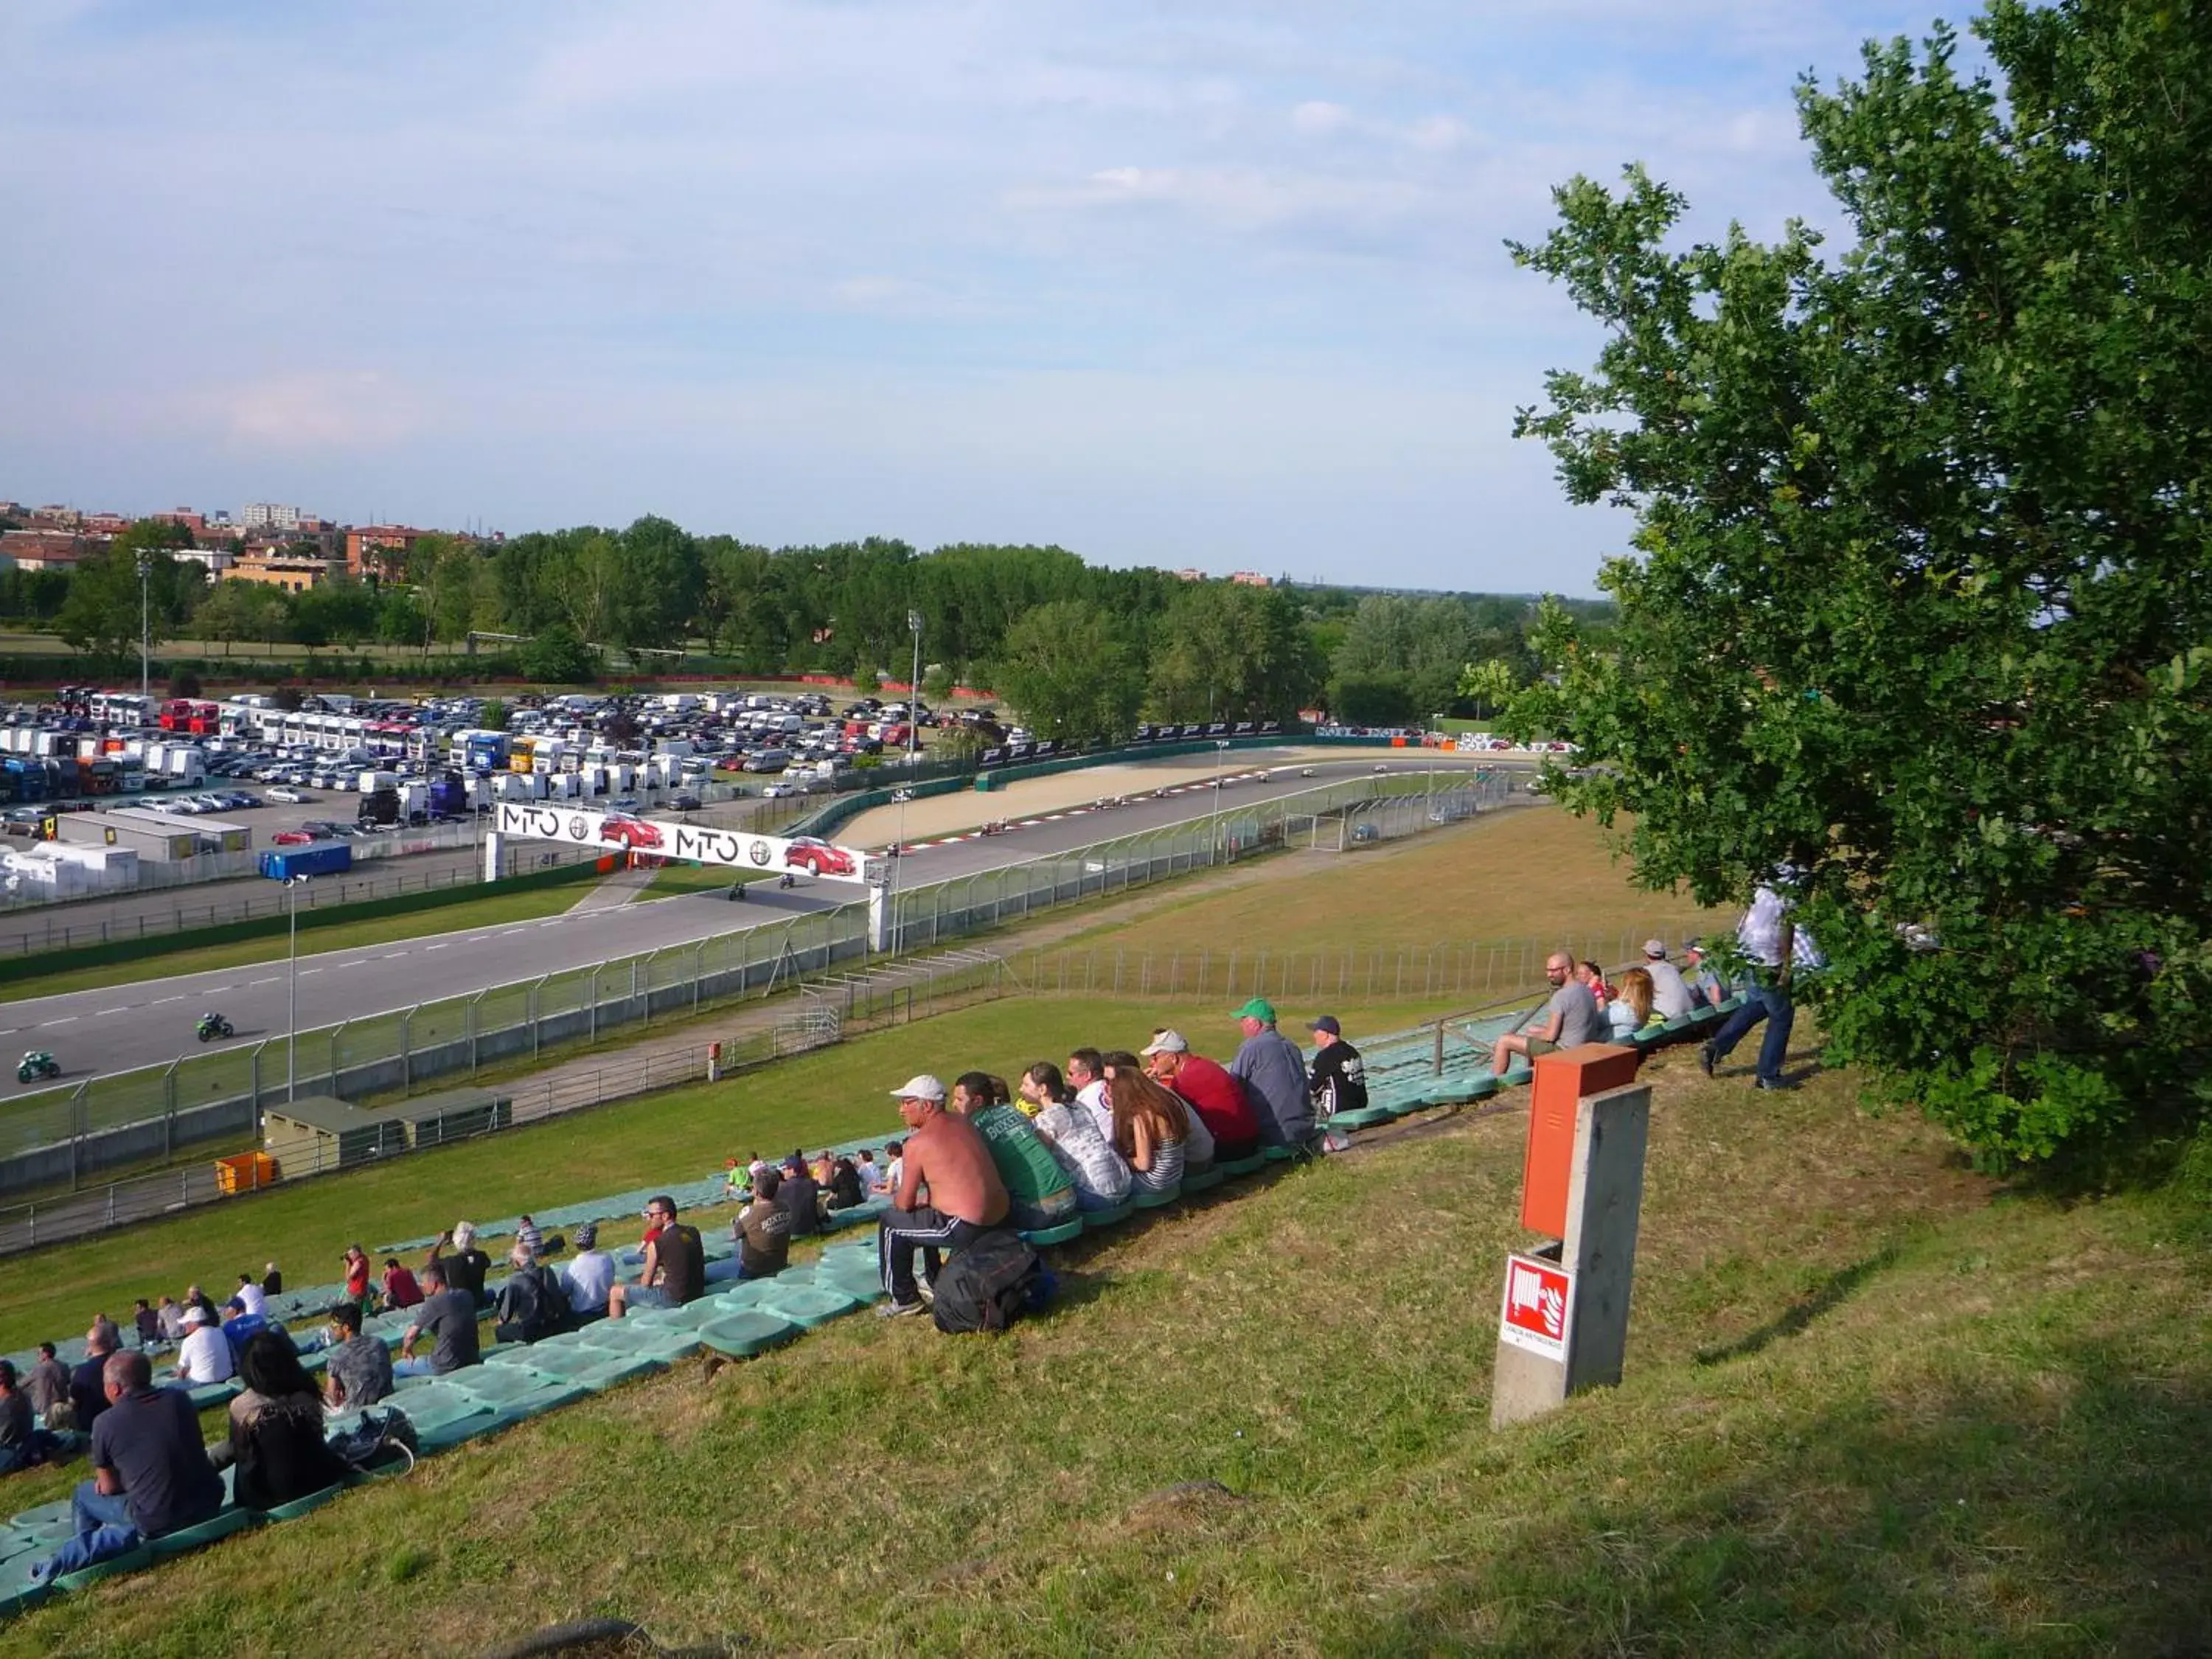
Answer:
[16,1050,59,1085]
[196,1012,234,1043]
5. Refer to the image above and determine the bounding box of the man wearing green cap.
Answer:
[1228,998,1312,1149]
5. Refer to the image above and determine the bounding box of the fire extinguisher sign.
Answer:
[1498,1252,1573,1363]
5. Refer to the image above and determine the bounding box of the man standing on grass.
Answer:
[1492,953,1601,1075]
[877,1074,1009,1318]
[1701,879,1820,1093]
[1227,999,1313,1149]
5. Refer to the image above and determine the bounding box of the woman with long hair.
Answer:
[1100,1051,1189,1194]
[1020,1060,1131,1211]
[224,1331,347,1509]
[1608,967,1659,1037]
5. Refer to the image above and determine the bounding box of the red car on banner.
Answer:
[599,815,664,851]
[784,836,855,877]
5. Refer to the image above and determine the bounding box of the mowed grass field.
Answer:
[1064,804,1719,961]
[7,1039,2206,1654]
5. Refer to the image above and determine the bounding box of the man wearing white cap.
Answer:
[876,1074,1009,1318]
[172,1304,234,1387]
[1641,940,1694,1020]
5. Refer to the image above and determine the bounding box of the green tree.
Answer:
[1506,1,2212,1171]
[519,623,600,684]
[55,551,160,667]
[920,661,957,703]
[479,698,509,732]
[1458,658,1520,721]
[854,664,883,699]
[191,580,276,659]
[990,599,1144,742]
[1147,582,1320,724]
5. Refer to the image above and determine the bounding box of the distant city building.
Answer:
[1174,567,1206,582]
[82,512,131,536]
[29,505,81,529]
[241,502,305,532]
[147,507,205,532]
[1226,570,1273,588]
[0,529,96,571]
[344,524,427,579]
[174,546,238,574]
[232,548,342,593]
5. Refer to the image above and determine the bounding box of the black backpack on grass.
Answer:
[931,1228,1042,1334]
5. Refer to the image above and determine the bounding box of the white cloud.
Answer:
[1291,99,1352,135]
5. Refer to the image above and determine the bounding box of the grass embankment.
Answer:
[8,1036,2207,1653]
[1060,802,1717,960]
[0,885,599,1004]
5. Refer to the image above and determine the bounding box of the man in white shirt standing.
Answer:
[1700,878,1817,1091]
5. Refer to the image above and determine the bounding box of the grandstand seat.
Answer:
[1020,1220,1085,1245]
[448,1364,562,1406]
[697,1310,803,1360]
[1262,1144,1297,1162]
[258,1485,344,1523]
[821,1197,891,1231]
[754,1284,863,1329]
[1181,1165,1225,1194]
[1215,1154,1266,1178]
[1132,1182,1183,1208]
[1082,1200,1134,1229]
[148,1505,260,1562]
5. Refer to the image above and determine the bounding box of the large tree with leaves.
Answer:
[1506,0,2212,1171]
[990,599,1145,742]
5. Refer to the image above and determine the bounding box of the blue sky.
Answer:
[1,1,1947,593]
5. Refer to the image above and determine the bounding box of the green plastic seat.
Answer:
[1081,1200,1134,1229]
[1181,1165,1225,1193]
[52,1543,154,1591]
[754,1284,861,1329]
[1262,1144,1297,1163]
[625,1331,705,1363]
[1461,1074,1500,1100]
[569,1354,667,1392]
[449,1365,561,1407]
[149,1506,260,1561]
[0,1579,51,1619]
[1132,1182,1183,1208]
[1215,1155,1266,1178]
[1019,1220,1084,1246]
[492,1381,591,1419]
[259,1485,345,1522]
[697,1310,802,1359]
[1329,1105,1398,1129]
[8,1500,75,1538]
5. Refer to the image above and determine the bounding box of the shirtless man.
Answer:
[875,1074,1010,1318]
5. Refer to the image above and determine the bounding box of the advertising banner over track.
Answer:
[493,802,875,885]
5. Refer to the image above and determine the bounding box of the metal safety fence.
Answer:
[0,771,1526,1249]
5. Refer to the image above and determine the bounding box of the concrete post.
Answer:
[1491,1072,1652,1428]
[481,830,504,883]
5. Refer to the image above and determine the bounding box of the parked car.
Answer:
[266,787,309,804]
[669,793,703,812]
[784,836,855,877]
[270,830,316,846]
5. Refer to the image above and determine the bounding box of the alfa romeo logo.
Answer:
[568,815,587,840]
[748,838,772,866]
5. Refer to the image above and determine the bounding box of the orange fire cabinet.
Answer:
[214,1152,277,1195]
[1520,1044,1643,1239]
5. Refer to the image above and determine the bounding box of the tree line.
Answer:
[0,516,1607,733]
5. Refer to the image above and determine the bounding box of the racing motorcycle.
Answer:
[196,1012,235,1043]
[16,1051,59,1085]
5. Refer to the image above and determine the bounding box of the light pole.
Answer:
[891,608,922,954]
[285,874,310,1101]
[136,551,151,707]
[1211,737,1231,863]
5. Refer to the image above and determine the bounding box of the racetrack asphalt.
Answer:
[2,754,1522,1083]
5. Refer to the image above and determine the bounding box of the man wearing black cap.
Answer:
[1307,1016,1368,1122]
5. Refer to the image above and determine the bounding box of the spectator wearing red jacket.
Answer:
[1140,1031,1261,1162]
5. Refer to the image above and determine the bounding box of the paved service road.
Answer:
[3,754,1521,1083]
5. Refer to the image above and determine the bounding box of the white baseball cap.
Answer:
[181,1305,212,1327]
[1644,939,1668,959]
[889,1074,946,1102]
[1139,1031,1189,1057]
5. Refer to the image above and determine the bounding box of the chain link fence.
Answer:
[0,771,1530,1249]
